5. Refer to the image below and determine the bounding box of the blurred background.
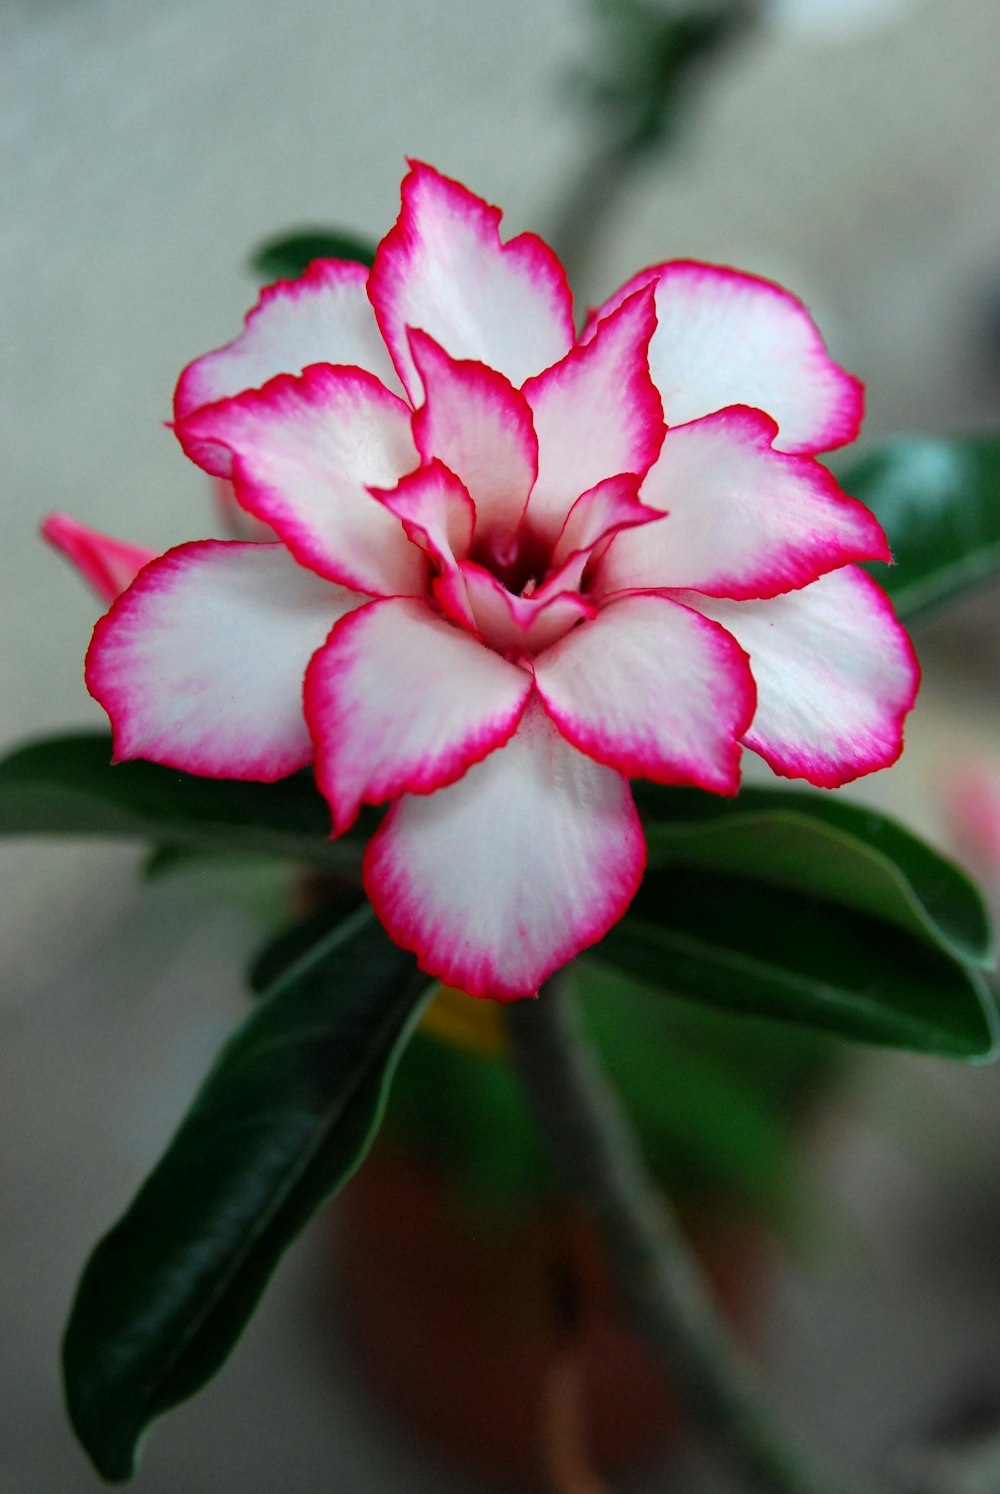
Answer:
[5,0,1000,1489]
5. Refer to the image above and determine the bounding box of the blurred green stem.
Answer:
[548,137,636,292]
[550,0,761,288]
[505,976,863,1494]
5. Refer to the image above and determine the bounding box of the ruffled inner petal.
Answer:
[522,286,665,546]
[177,365,425,597]
[593,405,889,601]
[409,330,538,549]
[460,562,595,657]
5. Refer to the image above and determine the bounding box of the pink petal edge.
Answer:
[178,364,424,597]
[86,540,353,782]
[174,258,401,478]
[533,592,756,795]
[305,596,532,834]
[587,260,864,456]
[367,160,575,403]
[363,699,646,1000]
[43,514,156,603]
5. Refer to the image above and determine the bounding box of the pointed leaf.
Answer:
[597,867,998,1059]
[247,902,364,993]
[634,782,993,971]
[62,907,431,1482]
[843,436,1000,621]
[0,733,372,867]
[251,229,376,282]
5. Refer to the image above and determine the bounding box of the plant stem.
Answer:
[547,137,635,293]
[505,976,864,1494]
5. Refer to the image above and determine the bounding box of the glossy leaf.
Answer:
[842,436,1000,621]
[0,733,370,867]
[634,782,993,970]
[251,229,376,282]
[598,867,998,1059]
[248,900,365,993]
[63,906,431,1482]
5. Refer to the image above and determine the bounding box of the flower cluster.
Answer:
[48,163,918,1000]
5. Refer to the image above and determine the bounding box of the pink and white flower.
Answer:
[61,162,919,1000]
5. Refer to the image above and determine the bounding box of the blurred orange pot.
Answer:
[335,1147,767,1488]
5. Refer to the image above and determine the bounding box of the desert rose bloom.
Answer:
[69,162,917,1000]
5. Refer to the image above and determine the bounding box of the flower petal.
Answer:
[588,262,863,455]
[86,541,359,780]
[594,406,889,601]
[548,473,659,575]
[372,458,475,567]
[306,597,532,834]
[409,329,538,547]
[368,161,574,403]
[174,260,403,477]
[372,460,478,631]
[523,286,665,545]
[533,593,755,794]
[461,562,595,656]
[43,514,156,603]
[363,699,645,1000]
[688,567,920,787]
[178,365,425,596]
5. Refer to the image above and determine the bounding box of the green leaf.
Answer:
[597,867,998,1059]
[634,783,993,970]
[0,732,370,868]
[250,229,376,282]
[63,906,431,1482]
[247,903,353,993]
[841,436,1000,621]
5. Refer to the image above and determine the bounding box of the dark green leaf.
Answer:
[250,229,376,282]
[598,868,998,1059]
[62,907,431,1481]
[634,782,993,970]
[0,732,371,868]
[842,436,1000,621]
[247,900,365,993]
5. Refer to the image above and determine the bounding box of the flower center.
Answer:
[470,526,553,600]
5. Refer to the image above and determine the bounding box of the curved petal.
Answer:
[688,567,920,787]
[86,542,361,780]
[43,514,155,603]
[178,365,425,596]
[523,286,665,545]
[363,699,645,1000]
[547,473,659,581]
[534,593,755,794]
[588,262,863,455]
[368,161,574,403]
[594,406,889,601]
[410,329,538,547]
[174,260,403,477]
[306,597,532,834]
[372,459,478,631]
[372,458,475,567]
[461,562,595,656]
